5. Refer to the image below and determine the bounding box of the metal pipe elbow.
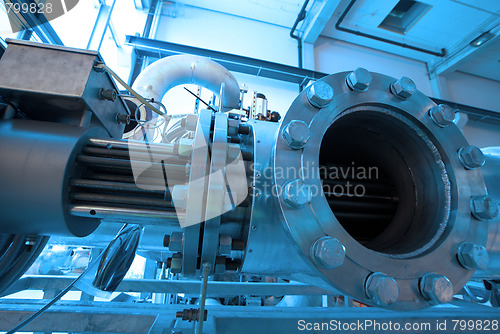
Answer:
[132,55,240,111]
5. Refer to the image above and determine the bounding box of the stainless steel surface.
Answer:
[132,54,240,111]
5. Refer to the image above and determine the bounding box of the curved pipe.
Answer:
[132,55,240,111]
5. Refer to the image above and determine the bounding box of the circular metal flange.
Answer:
[272,70,489,310]
[182,109,212,276]
[201,112,229,273]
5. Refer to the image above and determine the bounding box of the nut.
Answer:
[457,242,489,270]
[282,120,310,150]
[171,185,189,210]
[306,81,334,108]
[365,272,399,305]
[168,254,183,274]
[167,232,184,252]
[182,114,198,131]
[346,67,372,92]
[429,104,456,127]
[419,273,454,305]
[470,195,499,220]
[116,113,130,124]
[219,235,232,255]
[99,88,117,101]
[390,76,416,100]
[215,256,226,274]
[311,237,346,269]
[177,138,193,157]
[282,179,312,208]
[459,146,485,169]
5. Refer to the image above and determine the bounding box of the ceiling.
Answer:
[162,0,500,82]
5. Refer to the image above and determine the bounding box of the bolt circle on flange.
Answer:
[365,272,399,306]
[429,104,456,127]
[458,146,485,169]
[282,120,310,150]
[457,242,489,270]
[306,81,334,108]
[390,76,416,100]
[419,273,454,305]
[282,179,312,208]
[311,236,346,269]
[470,195,499,220]
[346,67,372,92]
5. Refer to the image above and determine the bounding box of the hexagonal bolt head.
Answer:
[215,257,226,274]
[457,242,489,270]
[458,146,485,169]
[177,138,194,157]
[282,120,310,150]
[390,76,416,100]
[470,195,499,220]
[346,67,372,92]
[307,81,334,108]
[171,185,189,210]
[419,273,454,305]
[311,237,346,269]
[167,232,184,252]
[219,235,233,255]
[99,88,117,101]
[182,114,198,131]
[282,179,312,208]
[227,143,242,161]
[115,113,130,125]
[365,272,400,306]
[429,104,456,127]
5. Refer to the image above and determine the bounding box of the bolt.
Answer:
[390,76,416,100]
[365,272,399,306]
[215,256,226,273]
[167,253,183,274]
[457,242,489,270]
[311,236,346,269]
[429,104,456,127]
[419,273,454,305]
[219,235,232,255]
[282,179,312,208]
[458,146,485,169]
[166,232,183,252]
[99,88,117,101]
[181,114,198,131]
[470,195,499,220]
[115,113,130,124]
[282,120,310,150]
[177,138,193,157]
[307,81,334,108]
[346,67,372,92]
[171,185,189,210]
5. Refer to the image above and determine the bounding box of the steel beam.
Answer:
[302,0,341,44]
[2,275,338,297]
[125,35,328,85]
[87,0,117,51]
[428,20,500,76]
[0,299,499,334]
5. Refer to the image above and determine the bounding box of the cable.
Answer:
[6,251,104,334]
[94,62,169,120]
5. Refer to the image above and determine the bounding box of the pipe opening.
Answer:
[320,107,450,256]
